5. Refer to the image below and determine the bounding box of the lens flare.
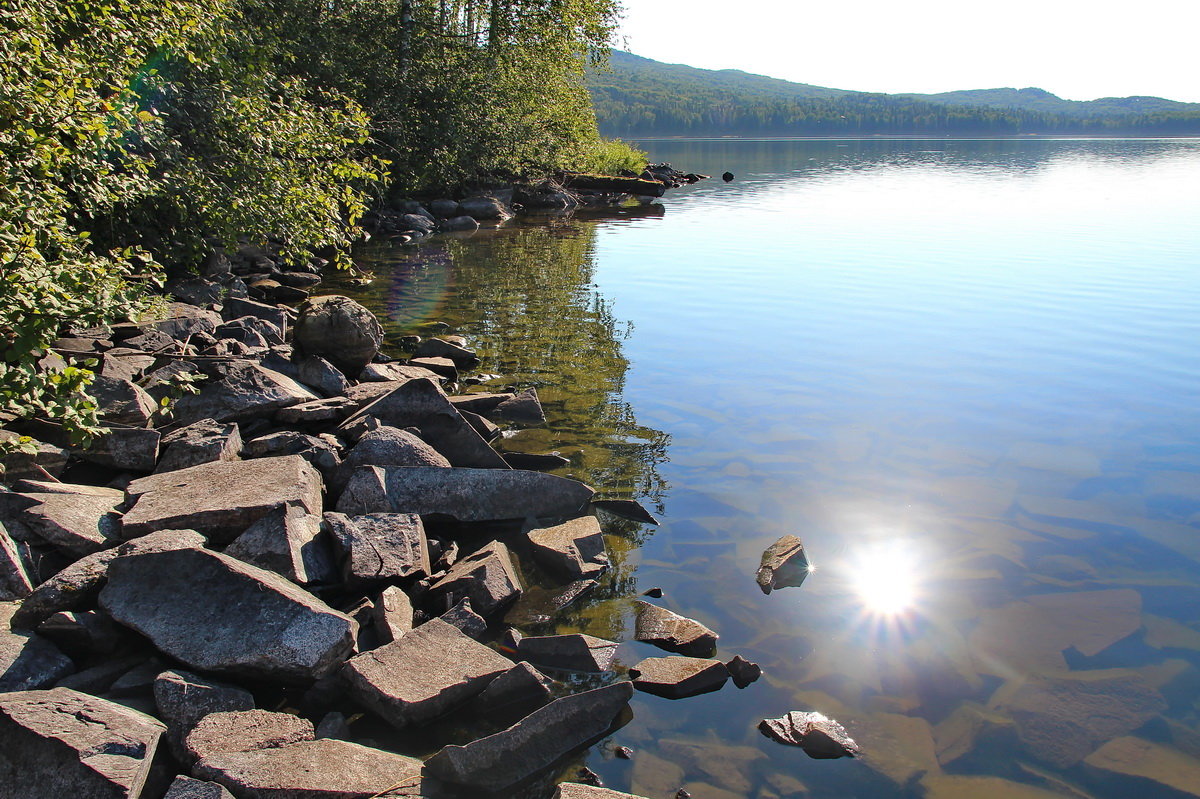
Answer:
[848,540,921,616]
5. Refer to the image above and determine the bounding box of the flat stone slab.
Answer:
[100,546,356,681]
[0,687,166,799]
[756,534,809,594]
[0,602,73,691]
[172,363,319,425]
[516,633,619,673]
[185,709,314,763]
[123,455,323,542]
[630,656,729,699]
[225,504,331,585]
[425,682,634,790]
[194,738,425,799]
[337,466,594,522]
[1083,735,1200,797]
[527,516,609,582]
[19,492,123,556]
[758,711,860,759]
[556,785,652,799]
[155,668,256,760]
[633,601,719,657]
[342,618,511,728]
[426,540,522,618]
[164,776,235,799]
[157,419,242,473]
[324,512,431,588]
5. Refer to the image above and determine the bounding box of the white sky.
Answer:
[616,0,1200,103]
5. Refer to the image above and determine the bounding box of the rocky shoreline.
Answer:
[0,168,825,799]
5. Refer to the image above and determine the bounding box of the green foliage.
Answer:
[572,137,647,175]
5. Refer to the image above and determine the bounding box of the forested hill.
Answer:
[587,50,1200,136]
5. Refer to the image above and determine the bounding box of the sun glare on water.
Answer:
[847,540,922,616]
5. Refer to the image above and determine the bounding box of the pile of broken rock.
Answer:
[0,290,703,798]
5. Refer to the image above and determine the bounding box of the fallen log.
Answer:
[559,173,666,197]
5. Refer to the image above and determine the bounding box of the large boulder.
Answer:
[337,466,594,522]
[526,516,609,582]
[424,682,634,789]
[633,601,719,657]
[323,512,430,589]
[342,618,511,728]
[0,688,166,799]
[758,711,860,759]
[123,455,323,543]
[88,374,157,426]
[100,546,356,681]
[426,540,522,618]
[294,296,384,376]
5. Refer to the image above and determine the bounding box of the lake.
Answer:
[332,138,1200,798]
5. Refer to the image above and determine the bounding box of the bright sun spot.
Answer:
[848,540,921,616]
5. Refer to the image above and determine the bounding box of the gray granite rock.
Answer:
[338,466,593,522]
[0,432,69,482]
[424,682,634,789]
[555,784,652,799]
[324,512,431,589]
[330,426,450,493]
[427,540,522,618]
[0,521,34,600]
[0,602,73,691]
[294,295,384,376]
[194,738,426,799]
[756,534,809,594]
[100,546,356,681]
[414,337,478,365]
[83,426,161,472]
[19,491,123,556]
[374,585,414,643]
[475,661,555,713]
[630,656,729,699]
[758,711,860,759]
[315,711,351,740]
[295,355,350,397]
[492,387,545,425]
[185,709,314,763]
[89,374,158,426]
[439,598,487,640]
[633,601,719,657]
[242,431,342,475]
[274,396,356,424]
[225,504,332,586]
[172,364,319,425]
[155,669,255,760]
[36,610,123,658]
[164,775,236,799]
[516,633,619,673]
[406,356,457,380]
[527,516,609,582]
[0,687,166,798]
[157,419,242,473]
[342,618,511,729]
[123,455,323,543]
[224,297,288,338]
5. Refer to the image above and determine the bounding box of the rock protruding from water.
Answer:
[516,633,619,673]
[758,711,860,759]
[324,512,430,588]
[100,546,356,681]
[476,662,555,713]
[425,682,635,789]
[427,540,523,618]
[338,465,594,522]
[342,618,512,728]
[293,295,384,376]
[526,516,609,582]
[492,387,546,424]
[756,534,809,594]
[591,498,660,525]
[123,455,323,542]
[0,687,166,799]
[726,655,762,689]
[633,600,719,657]
[630,656,729,699]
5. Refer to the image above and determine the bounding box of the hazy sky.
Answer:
[617,0,1200,102]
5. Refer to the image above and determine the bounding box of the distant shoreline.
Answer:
[622,134,1200,142]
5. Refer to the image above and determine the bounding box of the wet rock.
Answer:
[634,601,718,657]
[89,374,158,426]
[338,466,594,522]
[374,585,414,643]
[758,711,860,759]
[506,579,598,627]
[440,215,480,233]
[502,451,571,470]
[324,512,431,588]
[225,504,333,585]
[527,516,609,582]
[459,408,500,441]
[1000,669,1166,767]
[642,587,664,598]
[19,491,123,556]
[294,295,384,376]
[155,669,255,759]
[0,602,73,691]
[338,378,508,469]
[331,426,450,493]
[630,656,729,699]
[157,419,242,473]
[164,776,235,799]
[425,682,634,790]
[426,540,522,618]
[415,338,478,365]
[242,431,341,475]
[342,618,511,728]
[492,387,545,424]
[726,655,762,689]
[123,455,323,542]
[0,521,34,600]
[591,498,660,525]
[193,738,426,798]
[1083,735,1200,797]
[440,598,487,640]
[516,633,619,673]
[83,426,161,472]
[172,364,319,425]
[555,786,652,799]
[476,661,555,713]
[275,396,356,424]
[185,709,314,763]
[100,546,356,681]
[756,534,809,594]
[0,688,166,799]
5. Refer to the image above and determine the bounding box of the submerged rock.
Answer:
[556,784,652,799]
[633,601,718,657]
[758,711,860,759]
[1083,735,1200,797]
[630,656,729,699]
[756,534,809,594]
[425,682,634,789]
[0,688,166,799]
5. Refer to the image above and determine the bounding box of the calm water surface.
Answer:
[334,139,1200,798]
